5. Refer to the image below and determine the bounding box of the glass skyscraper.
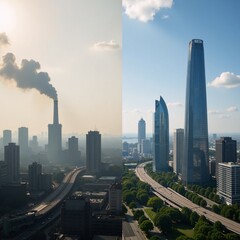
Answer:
[138,118,146,153]
[182,39,209,185]
[153,96,169,172]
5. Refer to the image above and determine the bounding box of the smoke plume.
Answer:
[0,32,9,47]
[0,52,57,100]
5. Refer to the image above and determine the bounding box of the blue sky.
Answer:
[123,0,240,134]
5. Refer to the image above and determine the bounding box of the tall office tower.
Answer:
[18,127,29,156]
[3,130,12,147]
[173,129,184,174]
[138,118,146,153]
[217,162,240,205]
[4,143,20,183]
[141,139,151,155]
[28,162,42,191]
[68,136,80,163]
[215,137,237,178]
[48,100,62,162]
[29,136,39,153]
[153,96,169,172]
[86,131,101,174]
[182,39,209,185]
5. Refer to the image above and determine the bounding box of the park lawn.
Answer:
[144,208,156,221]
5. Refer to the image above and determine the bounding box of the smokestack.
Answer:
[53,100,59,124]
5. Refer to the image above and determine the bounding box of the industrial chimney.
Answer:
[53,100,59,124]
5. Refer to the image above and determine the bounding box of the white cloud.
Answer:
[0,32,9,46]
[91,40,120,51]
[227,106,238,112]
[167,102,182,107]
[208,110,222,115]
[162,15,169,19]
[208,72,240,88]
[122,0,173,23]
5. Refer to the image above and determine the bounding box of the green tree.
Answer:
[123,191,135,204]
[140,220,153,234]
[149,235,161,240]
[133,209,144,220]
[225,233,240,240]
[190,211,199,226]
[154,214,172,234]
[182,207,192,224]
[129,201,137,209]
[212,204,220,214]
[147,196,163,212]
[138,215,148,224]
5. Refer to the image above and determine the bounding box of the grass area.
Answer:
[175,223,194,238]
[144,208,156,221]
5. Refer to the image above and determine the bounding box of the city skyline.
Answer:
[123,0,240,134]
[0,0,121,136]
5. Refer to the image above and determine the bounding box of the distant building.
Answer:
[39,174,52,191]
[216,137,237,180]
[68,136,81,164]
[0,161,7,186]
[173,129,184,174]
[29,136,39,153]
[122,141,129,156]
[28,162,42,191]
[48,100,62,162]
[61,195,92,239]
[3,130,12,147]
[182,39,209,185]
[86,131,101,174]
[217,162,240,205]
[153,96,169,172]
[141,139,151,155]
[109,183,122,213]
[18,127,29,157]
[209,159,216,177]
[138,118,146,153]
[5,143,20,183]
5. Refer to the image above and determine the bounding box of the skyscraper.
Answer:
[86,131,101,174]
[183,39,209,185]
[28,162,42,191]
[138,118,146,153]
[18,127,28,156]
[153,96,169,172]
[5,143,20,183]
[173,129,184,175]
[68,136,81,164]
[3,130,12,147]
[48,100,62,162]
[215,137,237,179]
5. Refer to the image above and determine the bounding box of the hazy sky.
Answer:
[123,0,240,134]
[0,0,121,136]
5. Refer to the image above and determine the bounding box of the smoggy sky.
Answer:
[123,0,240,134]
[0,0,121,136]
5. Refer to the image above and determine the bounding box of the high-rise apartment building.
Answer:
[48,100,62,162]
[217,162,240,205]
[153,96,169,172]
[138,118,146,153]
[3,130,12,147]
[173,129,184,175]
[28,162,42,191]
[68,136,81,164]
[4,143,20,183]
[182,39,209,185]
[18,127,28,156]
[86,131,101,174]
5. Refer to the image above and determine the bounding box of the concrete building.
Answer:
[29,136,39,153]
[173,129,184,175]
[0,161,7,186]
[141,139,151,155]
[5,143,20,183]
[153,96,169,172]
[217,162,240,205]
[216,137,237,179]
[18,127,29,157]
[138,118,146,153]
[68,136,81,164]
[28,162,42,191]
[3,130,12,147]
[109,183,122,213]
[48,100,62,162]
[86,131,101,174]
[183,39,209,185]
[61,195,92,239]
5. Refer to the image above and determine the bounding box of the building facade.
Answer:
[28,162,42,191]
[153,96,169,172]
[182,39,209,185]
[86,131,101,174]
[3,130,12,147]
[18,127,29,157]
[5,143,20,183]
[217,162,240,205]
[68,136,81,164]
[173,128,184,175]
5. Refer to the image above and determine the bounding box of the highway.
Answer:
[11,168,83,240]
[136,163,240,235]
